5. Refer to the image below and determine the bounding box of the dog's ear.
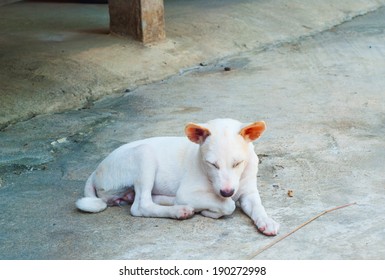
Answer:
[185,123,211,144]
[240,121,266,142]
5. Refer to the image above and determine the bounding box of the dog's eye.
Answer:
[233,161,244,168]
[207,161,220,169]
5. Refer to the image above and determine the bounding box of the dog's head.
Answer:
[185,118,266,198]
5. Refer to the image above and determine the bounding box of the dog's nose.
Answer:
[220,189,234,198]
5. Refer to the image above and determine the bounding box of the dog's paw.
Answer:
[255,217,280,236]
[175,205,195,220]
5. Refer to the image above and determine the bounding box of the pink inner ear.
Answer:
[185,124,211,144]
[240,121,266,141]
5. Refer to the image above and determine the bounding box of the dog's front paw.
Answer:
[256,217,280,236]
[176,205,195,220]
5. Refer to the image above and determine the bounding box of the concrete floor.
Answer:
[0,1,385,259]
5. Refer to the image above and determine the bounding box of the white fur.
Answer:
[76,118,279,235]
[75,197,107,213]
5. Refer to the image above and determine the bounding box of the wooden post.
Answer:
[108,0,166,44]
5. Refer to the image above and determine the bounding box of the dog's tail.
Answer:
[75,173,107,213]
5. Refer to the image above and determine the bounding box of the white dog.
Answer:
[76,118,279,236]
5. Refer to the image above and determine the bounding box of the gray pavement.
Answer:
[1,0,385,128]
[1,1,385,259]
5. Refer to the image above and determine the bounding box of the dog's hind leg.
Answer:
[131,185,193,219]
[152,195,176,206]
[129,145,194,220]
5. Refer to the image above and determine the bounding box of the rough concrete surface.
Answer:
[0,1,385,260]
[2,0,385,128]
